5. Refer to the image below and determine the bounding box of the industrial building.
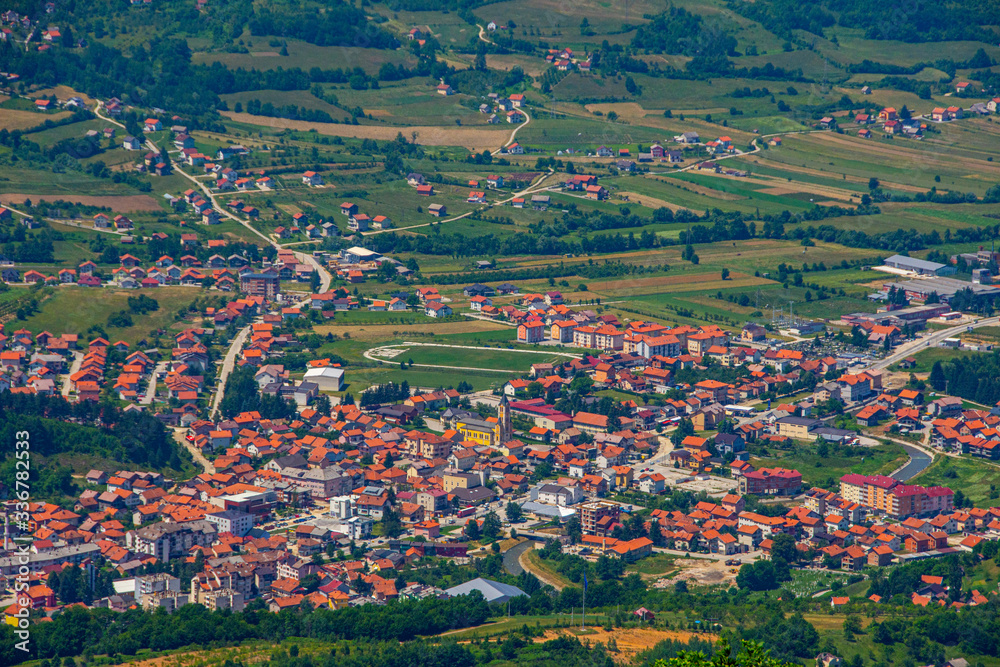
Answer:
[445,578,527,604]
[882,277,1000,303]
[882,254,956,276]
[843,303,951,328]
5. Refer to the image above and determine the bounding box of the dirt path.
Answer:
[492,108,531,155]
[172,428,214,474]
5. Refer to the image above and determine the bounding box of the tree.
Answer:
[868,177,880,191]
[721,267,730,280]
[736,560,778,591]
[670,418,695,446]
[595,554,625,580]
[652,639,800,667]
[506,500,523,523]
[464,517,481,540]
[380,506,402,538]
[928,361,946,391]
[565,515,582,544]
[770,534,797,565]
[843,615,863,641]
[481,511,502,539]
[850,326,869,349]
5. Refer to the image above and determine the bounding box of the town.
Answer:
[3,0,1000,665]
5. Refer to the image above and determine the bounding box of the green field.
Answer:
[909,455,1000,508]
[194,40,416,75]
[625,553,680,576]
[12,286,206,346]
[899,347,981,373]
[370,344,573,372]
[750,441,908,489]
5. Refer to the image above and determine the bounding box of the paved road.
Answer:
[60,351,82,398]
[362,169,556,236]
[173,427,215,474]
[211,325,251,419]
[866,315,1000,371]
[141,361,168,405]
[137,119,335,295]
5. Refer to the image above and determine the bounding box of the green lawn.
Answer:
[337,366,505,394]
[370,344,570,372]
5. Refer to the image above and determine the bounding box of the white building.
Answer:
[304,366,344,391]
[205,509,254,537]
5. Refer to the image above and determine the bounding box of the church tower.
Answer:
[497,394,512,444]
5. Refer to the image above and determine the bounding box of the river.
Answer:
[891,443,934,482]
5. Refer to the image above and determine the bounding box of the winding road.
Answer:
[361,167,555,236]
[173,427,215,474]
[492,108,531,156]
[95,103,335,427]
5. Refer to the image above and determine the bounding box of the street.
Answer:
[210,325,251,420]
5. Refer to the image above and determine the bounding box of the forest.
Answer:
[0,392,187,496]
[726,0,998,42]
[928,353,1000,403]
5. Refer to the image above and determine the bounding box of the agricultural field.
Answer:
[193,40,417,75]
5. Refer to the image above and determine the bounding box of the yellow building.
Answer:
[455,395,512,448]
